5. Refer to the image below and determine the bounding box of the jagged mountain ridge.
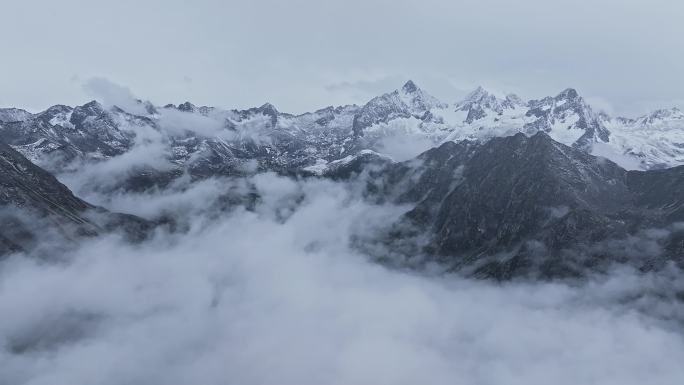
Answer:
[1,110,683,279]
[331,132,684,279]
[1,81,682,193]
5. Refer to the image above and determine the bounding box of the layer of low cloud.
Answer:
[2,173,684,385]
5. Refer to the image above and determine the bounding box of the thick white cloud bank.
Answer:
[2,174,684,385]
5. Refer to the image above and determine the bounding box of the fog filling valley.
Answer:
[2,158,684,384]
[4,0,684,382]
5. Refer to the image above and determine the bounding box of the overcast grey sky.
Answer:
[2,0,683,116]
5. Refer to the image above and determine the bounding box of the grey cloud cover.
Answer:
[1,0,683,115]
[3,2,684,383]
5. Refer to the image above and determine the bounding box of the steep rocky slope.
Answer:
[339,132,684,279]
[0,141,151,255]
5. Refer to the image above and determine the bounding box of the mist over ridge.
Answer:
[2,1,684,380]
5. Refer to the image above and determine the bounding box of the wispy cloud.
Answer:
[2,173,684,384]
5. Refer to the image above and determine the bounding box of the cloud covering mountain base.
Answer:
[1,174,684,385]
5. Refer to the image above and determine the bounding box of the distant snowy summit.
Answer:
[1,80,683,188]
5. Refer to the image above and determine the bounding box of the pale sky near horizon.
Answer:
[2,0,683,116]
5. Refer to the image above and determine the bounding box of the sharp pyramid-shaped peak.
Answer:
[396,79,428,97]
[73,100,106,117]
[402,80,419,93]
[528,87,590,112]
[258,102,279,115]
[457,86,515,106]
[253,103,280,127]
[553,88,595,117]
[527,88,583,106]
[393,80,447,112]
[82,100,104,109]
[555,88,582,101]
[352,80,447,135]
[178,101,197,112]
[463,85,490,100]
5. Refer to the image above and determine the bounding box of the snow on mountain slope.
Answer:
[0,108,32,123]
[352,85,682,170]
[400,86,608,151]
[523,88,610,148]
[1,80,683,188]
[597,107,684,169]
[398,80,449,113]
[453,86,525,123]
[437,88,528,143]
[0,102,137,168]
[351,80,446,136]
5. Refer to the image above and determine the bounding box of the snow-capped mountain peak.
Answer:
[36,104,74,128]
[2,80,683,181]
[457,86,491,104]
[597,105,684,170]
[524,87,609,148]
[401,79,419,93]
[351,80,447,135]
[639,107,684,125]
[453,86,523,123]
[397,80,448,112]
[178,101,197,113]
[556,87,579,100]
[257,102,279,115]
[456,86,524,106]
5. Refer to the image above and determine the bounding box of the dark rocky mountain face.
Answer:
[0,142,151,256]
[626,166,684,222]
[338,132,684,279]
[1,81,684,280]
[0,101,139,173]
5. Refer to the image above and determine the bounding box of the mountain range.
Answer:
[1,80,683,279]
[1,81,682,183]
